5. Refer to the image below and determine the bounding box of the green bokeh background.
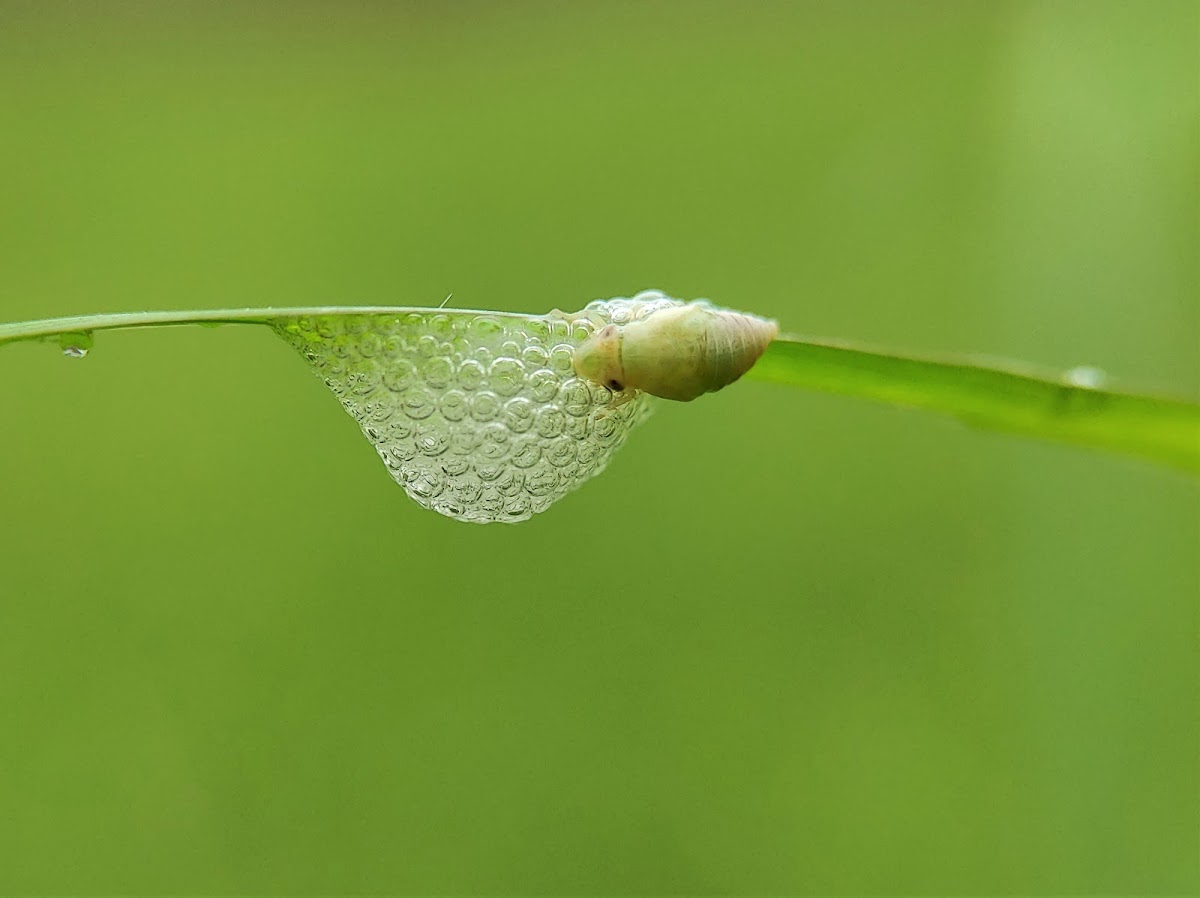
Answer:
[1,1,1197,893]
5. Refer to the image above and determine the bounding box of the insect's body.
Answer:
[572,301,778,402]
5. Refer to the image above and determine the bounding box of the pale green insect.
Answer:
[572,300,779,401]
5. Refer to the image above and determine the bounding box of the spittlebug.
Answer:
[572,300,778,401]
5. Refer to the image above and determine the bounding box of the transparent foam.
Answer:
[273,290,682,523]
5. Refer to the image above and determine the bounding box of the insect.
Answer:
[571,301,779,402]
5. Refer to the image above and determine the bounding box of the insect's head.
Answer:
[572,323,626,393]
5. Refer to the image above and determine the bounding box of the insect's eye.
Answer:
[607,379,623,391]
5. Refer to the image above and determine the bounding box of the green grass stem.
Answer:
[2,308,1197,475]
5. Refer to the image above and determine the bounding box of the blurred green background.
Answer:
[1,1,1197,893]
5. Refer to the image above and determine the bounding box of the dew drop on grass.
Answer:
[58,330,94,359]
[1064,365,1107,389]
[272,291,681,523]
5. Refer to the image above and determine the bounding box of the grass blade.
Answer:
[2,309,1197,475]
[749,335,1200,474]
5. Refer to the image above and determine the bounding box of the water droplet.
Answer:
[58,330,94,359]
[1064,365,1107,389]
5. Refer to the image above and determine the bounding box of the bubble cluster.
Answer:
[273,290,682,523]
